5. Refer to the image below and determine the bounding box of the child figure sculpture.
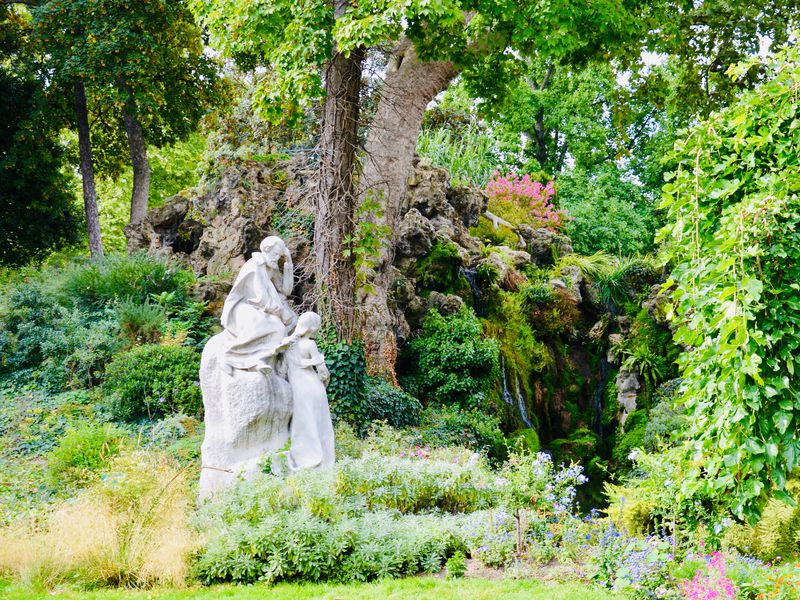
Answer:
[281,312,335,470]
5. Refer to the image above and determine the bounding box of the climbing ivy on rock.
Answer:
[660,42,800,521]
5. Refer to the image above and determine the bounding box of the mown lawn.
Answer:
[0,577,618,599]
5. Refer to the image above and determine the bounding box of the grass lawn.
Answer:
[0,577,619,599]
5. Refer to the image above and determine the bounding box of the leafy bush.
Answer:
[659,43,800,518]
[364,377,422,429]
[413,240,469,297]
[46,422,125,490]
[320,340,368,430]
[408,307,499,409]
[417,125,498,187]
[60,253,193,309]
[116,298,166,345]
[445,551,466,578]
[104,344,202,421]
[558,167,658,257]
[336,452,497,514]
[418,406,506,462]
[193,508,465,585]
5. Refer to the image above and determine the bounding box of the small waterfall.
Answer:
[501,356,514,406]
[592,355,611,437]
[515,372,533,428]
[461,267,487,317]
[501,356,534,429]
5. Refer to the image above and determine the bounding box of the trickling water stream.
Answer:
[501,356,533,428]
[514,372,533,428]
[461,267,487,317]
[592,355,611,437]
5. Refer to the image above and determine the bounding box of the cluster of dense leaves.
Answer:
[0,8,81,266]
[660,43,800,521]
[191,0,643,127]
[104,344,202,421]
[33,0,218,154]
[406,307,500,410]
[558,167,659,257]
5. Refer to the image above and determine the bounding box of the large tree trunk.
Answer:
[123,107,150,226]
[314,1,364,341]
[73,80,104,259]
[358,40,456,378]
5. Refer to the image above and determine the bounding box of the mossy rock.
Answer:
[509,428,540,454]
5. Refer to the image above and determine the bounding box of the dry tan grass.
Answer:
[0,449,194,589]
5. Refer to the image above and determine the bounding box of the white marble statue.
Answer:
[280,312,335,471]
[198,236,334,499]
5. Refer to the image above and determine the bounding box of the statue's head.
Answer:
[260,236,287,269]
[294,312,322,339]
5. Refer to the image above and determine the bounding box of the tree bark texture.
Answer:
[357,40,456,378]
[73,80,104,259]
[314,11,364,341]
[123,107,151,227]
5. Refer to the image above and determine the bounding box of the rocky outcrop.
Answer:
[126,159,311,281]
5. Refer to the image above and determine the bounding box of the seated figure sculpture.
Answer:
[198,236,334,499]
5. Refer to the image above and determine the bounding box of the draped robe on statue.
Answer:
[220,252,297,373]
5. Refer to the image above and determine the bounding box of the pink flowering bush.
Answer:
[485,171,568,231]
[682,551,737,600]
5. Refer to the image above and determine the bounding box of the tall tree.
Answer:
[33,0,218,240]
[0,4,82,265]
[193,0,643,367]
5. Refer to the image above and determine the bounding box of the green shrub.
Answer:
[320,340,368,430]
[116,298,166,345]
[47,422,125,489]
[408,307,500,409]
[60,253,193,309]
[558,166,658,257]
[364,377,422,429]
[509,428,540,454]
[104,344,202,421]
[418,406,506,462]
[414,240,469,297]
[193,508,465,585]
[445,551,466,578]
[336,452,497,514]
[416,125,498,187]
[612,410,649,465]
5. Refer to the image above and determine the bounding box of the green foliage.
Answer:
[60,253,194,309]
[612,410,648,466]
[365,377,423,429]
[414,240,469,297]
[416,126,498,187]
[408,308,500,409]
[336,452,497,514]
[46,422,125,490]
[724,482,800,562]
[343,197,392,295]
[558,167,658,257]
[508,428,541,454]
[418,406,506,463]
[103,344,201,422]
[116,298,166,345]
[192,0,641,128]
[320,340,369,431]
[659,42,800,520]
[445,551,466,579]
[0,43,81,266]
[0,275,122,389]
[96,135,206,253]
[33,0,219,165]
[641,381,687,450]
